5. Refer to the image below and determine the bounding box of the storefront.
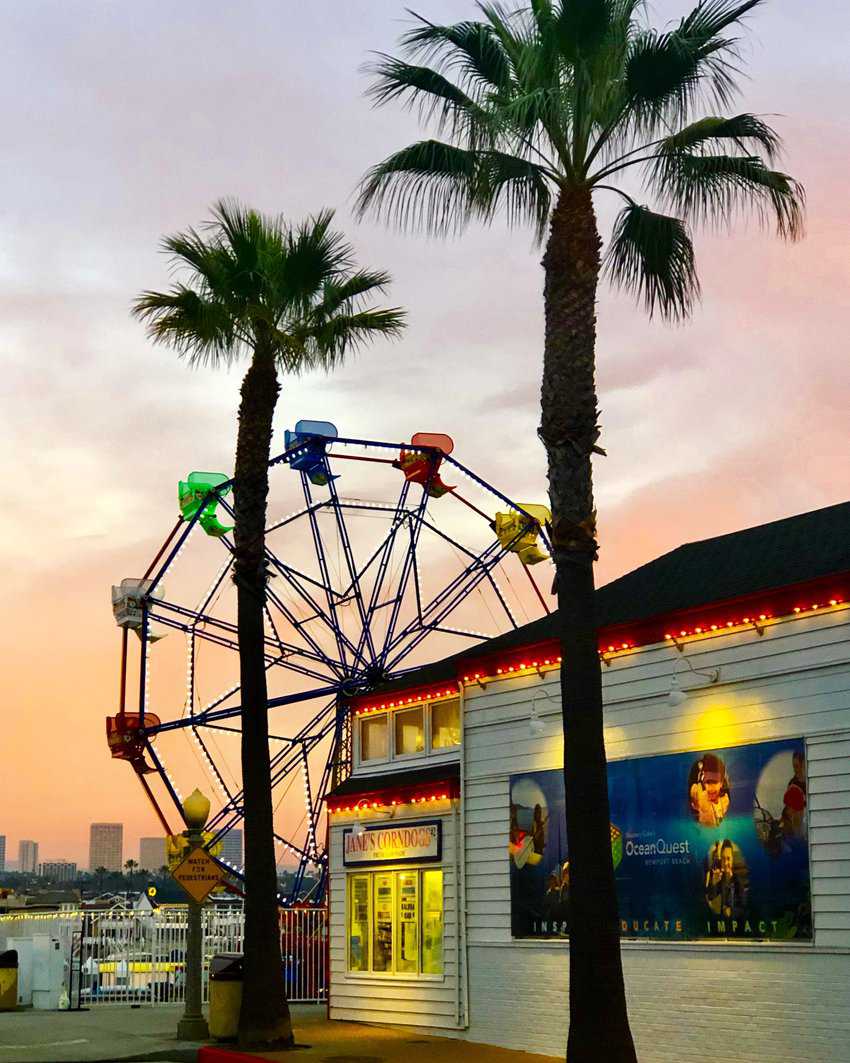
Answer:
[327,693,465,1029]
[327,500,850,1062]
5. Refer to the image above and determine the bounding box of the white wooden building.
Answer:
[326,501,850,1062]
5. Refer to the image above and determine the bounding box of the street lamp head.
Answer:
[182,788,211,829]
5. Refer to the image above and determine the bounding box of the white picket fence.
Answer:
[1,906,327,1007]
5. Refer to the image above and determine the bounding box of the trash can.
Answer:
[208,953,243,1041]
[0,950,18,1011]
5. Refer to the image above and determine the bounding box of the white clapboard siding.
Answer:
[328,806,463,1029]
[460,606,850,1061]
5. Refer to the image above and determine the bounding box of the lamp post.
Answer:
[177,789,210,1041]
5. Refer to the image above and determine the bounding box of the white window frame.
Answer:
[354,698,460,770]
[345,865,445,980]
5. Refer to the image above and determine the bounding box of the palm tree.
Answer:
[124,859,139,885]
[133,200,405,1048]
[94,866,108,894]
[356,4,803,1060]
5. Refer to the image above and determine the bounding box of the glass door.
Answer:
[396,870,419,974]
[372,873,394,972]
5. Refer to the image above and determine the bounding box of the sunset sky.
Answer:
[2,1,848,869]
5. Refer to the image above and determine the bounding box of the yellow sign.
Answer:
[146,886,157,898]
[172,847,223,904]
[167,832,222,871]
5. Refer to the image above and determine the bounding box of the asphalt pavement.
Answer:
[0,1003,557,1063]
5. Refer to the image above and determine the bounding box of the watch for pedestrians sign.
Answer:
[172,847,223,904]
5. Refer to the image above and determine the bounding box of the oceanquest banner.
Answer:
[509,738,811,941]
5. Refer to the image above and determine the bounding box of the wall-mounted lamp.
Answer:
[667,673,688,707]
[667,651,721,706]
[529,701,546,736]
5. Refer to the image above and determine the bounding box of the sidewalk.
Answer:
[0,1005,199,1063]
[0,1005,558,1063]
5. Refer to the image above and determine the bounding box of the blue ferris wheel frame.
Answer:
[125,433,553,906]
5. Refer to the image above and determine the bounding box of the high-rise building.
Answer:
[89,823,123,871]
[39,860,77,883]
[18,840,39,873]
[139,837,167,871]
[220,828,243,869]
[0,835,5,872]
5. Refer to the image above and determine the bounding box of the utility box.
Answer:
[208,953,243,1041]
[0,950,18,1011]
[31,936,67,1010]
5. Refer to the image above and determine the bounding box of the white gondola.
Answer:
[111,579,166,640]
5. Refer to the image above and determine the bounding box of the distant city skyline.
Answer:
[39,859,78,883]
[18,840,39,874]
[220,829,243,870]
[89,823,123,872]
[139,836,166,871]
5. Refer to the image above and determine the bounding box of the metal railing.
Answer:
[0,906,327,1007]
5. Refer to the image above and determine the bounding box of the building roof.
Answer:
[361,500,850,694]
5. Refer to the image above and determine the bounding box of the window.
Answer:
[421,869,444,974]
[360,714,388,761]
[356,697,460,766]
[394,706,424,756]
[372,873,394,972]
[347,869,443,976]
[430,699,460,749]
[348,875,370,971]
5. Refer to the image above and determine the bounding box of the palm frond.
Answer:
[132,286,239,365]
[626,0,765,129]
[365,56,492,144]
[298,308,408,372]
[314,269,394,320]
[402,14,513,94]
[476,150,553,240]
[658,113,781,161]
[604,203,700,321]
[650,152,805,238]
[555,0,617,62]
[276,209,354,309]
[679,0,765,41]
[355,140,481,233]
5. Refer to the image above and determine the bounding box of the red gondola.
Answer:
[394,432,455,497]
[106,712,160,773]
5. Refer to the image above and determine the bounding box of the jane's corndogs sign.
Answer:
[343,820,442,866]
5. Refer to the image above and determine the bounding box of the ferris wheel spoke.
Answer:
[378,487,432,670]
[345,484,412,664]
[300,745,319,861]
[385,539,510,671]
[264,548,364,670]
[264,586,344,677]
[144,740,186,820]
[148,610,337,685]
[191,724,235,803]
[325,474,378,663]
[299,472,364,673]
[415,514,519,628]
[300,473,349,667]
[206,703,336,839]
[151,596,331,669]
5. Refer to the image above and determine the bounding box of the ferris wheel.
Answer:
[108,423,553,904]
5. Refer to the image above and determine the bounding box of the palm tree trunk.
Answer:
[233,335,293,1049]
[541,186,636,1063]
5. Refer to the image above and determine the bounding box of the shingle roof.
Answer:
[369,499,850,690]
